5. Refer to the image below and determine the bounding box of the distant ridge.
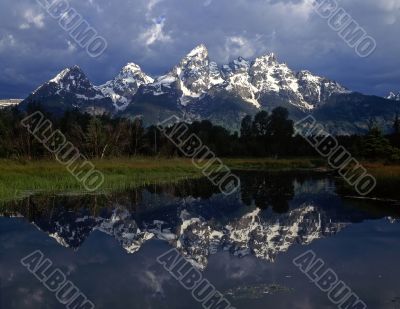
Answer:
[0,99,23,108]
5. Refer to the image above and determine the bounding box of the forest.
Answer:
[0,103,399,162]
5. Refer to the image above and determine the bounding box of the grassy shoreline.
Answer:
[0,158,204,202]
[338,162,400,200]
[1,157,399,202]
[0,157,323,202]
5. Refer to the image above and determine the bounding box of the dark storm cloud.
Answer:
[0,0,399,98]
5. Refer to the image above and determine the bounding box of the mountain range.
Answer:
[20,44,399,134]
[0,99,22,109]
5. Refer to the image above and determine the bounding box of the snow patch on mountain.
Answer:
[163,203,349,269]
[147,44,225,106]
[95,63,154,111]
[387,91,400,101]
[222,57,261,108]
[249,54,349,110]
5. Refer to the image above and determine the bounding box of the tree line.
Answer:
[0,103,399,161]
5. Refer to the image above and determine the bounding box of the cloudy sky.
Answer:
[0,0,399,99]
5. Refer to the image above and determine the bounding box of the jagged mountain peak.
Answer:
[165,44,216,105]
[253,52,278,65]
[25,64,110,114]
[36,64,96,96]
[177,44,210,71]
[114,62,153,81]
[121,62,144,73]
[387,91,400,101]
[95,62,154,110]
[49,65,87,84]
[297,69,314,77]
[226,57,250,74]
[114,62,153,83]
[185,44,209,59]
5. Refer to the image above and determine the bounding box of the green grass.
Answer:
[356,162,400,199]
[0,158,203,202]
[0,157,326,203]
[334,162,400,200]
[2,157,398,203]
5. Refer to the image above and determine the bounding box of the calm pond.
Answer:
[1,171,400,308]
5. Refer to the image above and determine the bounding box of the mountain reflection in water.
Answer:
[2,171,398,270]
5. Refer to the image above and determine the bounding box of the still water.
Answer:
[1,171,400,308]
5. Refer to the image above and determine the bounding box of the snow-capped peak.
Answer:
[49,68,71,84]
[113,62,153,85]
[36,65,96,96]
[186,44,208,59]
[121,62,144,74]
[387,91,400,101]
[253,52,278,65]
[49,65,86,84]
[29,65,106,107]
[165,44,221,105]
[176,44,210,74]
[95,62,154,110]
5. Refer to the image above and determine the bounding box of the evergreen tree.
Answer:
[266,107,294,156]
[130,118,144,156]
[394,112,400,135]
[362,126,394,159]
[85,117,107,158]
[240,115,253,138]
[252,111,270,137]
[267,107,294,140]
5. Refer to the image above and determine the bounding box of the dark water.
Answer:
[1,171,400,309]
